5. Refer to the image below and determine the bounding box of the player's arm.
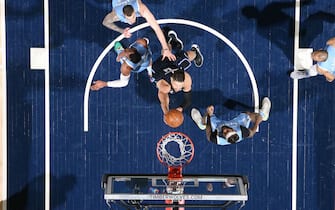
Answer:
[316,66,335,82]
[102,10,132,37]
[177,72,192,112]
[116,50,127,62]
[91,64,132,90]
[102,10,123,33]
[326,37,335,47]
[246,114,263,138]
[105,64,132,87]
[138,1,176,61]
[90,80,108,91]
[205,115,218,144]
[324,72,335,82]
[156,80,171,114]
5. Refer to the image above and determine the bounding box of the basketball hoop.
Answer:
[156,132,194,181]
[157,132,194,197]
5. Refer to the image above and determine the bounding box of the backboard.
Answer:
[101,174,249,209]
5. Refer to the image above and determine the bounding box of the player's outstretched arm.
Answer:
[102,10,132,38]
[91,73,131,90]
[139,1,176,61]
[156,81,171,114]
[91,80,107,91]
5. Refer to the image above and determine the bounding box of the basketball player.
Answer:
[103,0,175,61]
[290,37,335,82]
[151,30,203,115]
[91,38,152,90]
[191,97,271,146]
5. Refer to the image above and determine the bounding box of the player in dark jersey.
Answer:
[151,29,203,115]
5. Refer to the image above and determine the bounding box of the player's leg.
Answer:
[191,108,206,130]
[167,30,184,50]
[186,45,204,67]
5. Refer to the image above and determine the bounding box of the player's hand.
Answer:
[161,49,176,61]
[176,107,183,112]
[90,80,107,91]
[123,27,132,38]
[326,76,334,82]
[116,54,121,62]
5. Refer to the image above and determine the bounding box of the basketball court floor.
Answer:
[1,0,335,210]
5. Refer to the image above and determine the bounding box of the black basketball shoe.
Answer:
[168,30,184,50]
[191,44,204,67]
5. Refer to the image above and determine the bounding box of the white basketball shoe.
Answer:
[191,108,206,130]
[260,97,271,121]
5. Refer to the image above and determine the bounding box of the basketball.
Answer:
[164,109,184,128]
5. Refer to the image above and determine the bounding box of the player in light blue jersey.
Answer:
[91,38,152,90]
[291,37,335,82]
[191,97,271,146]
[103,0,175,61]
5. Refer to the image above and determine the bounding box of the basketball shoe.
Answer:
[114,41,124,54]
[260,97,271,121]
[290,69,310,80]
[191,108,206,130]
[143,37,150,45]
[191,44,204,67]
[168,30,184,50]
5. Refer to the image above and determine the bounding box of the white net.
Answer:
[157,132,194,167]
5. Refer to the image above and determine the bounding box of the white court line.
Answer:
[83,19,259,131]
[0,0,7,209]
[29,0,51,209]
[43,0,50,209]
[30,0,50,210]
[44,0,50,210]
[25,1,51,210]
[30,4,51,210]
[292,1,301,210]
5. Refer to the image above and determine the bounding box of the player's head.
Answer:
[123,5,136,24]
[312,50,328,62]
[219,126,239,144]
[170,69,185,92]
[128,48,141,64]
[171,68,185,82]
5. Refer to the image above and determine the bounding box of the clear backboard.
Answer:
[101,132,249,209]
[101,174,249,209]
